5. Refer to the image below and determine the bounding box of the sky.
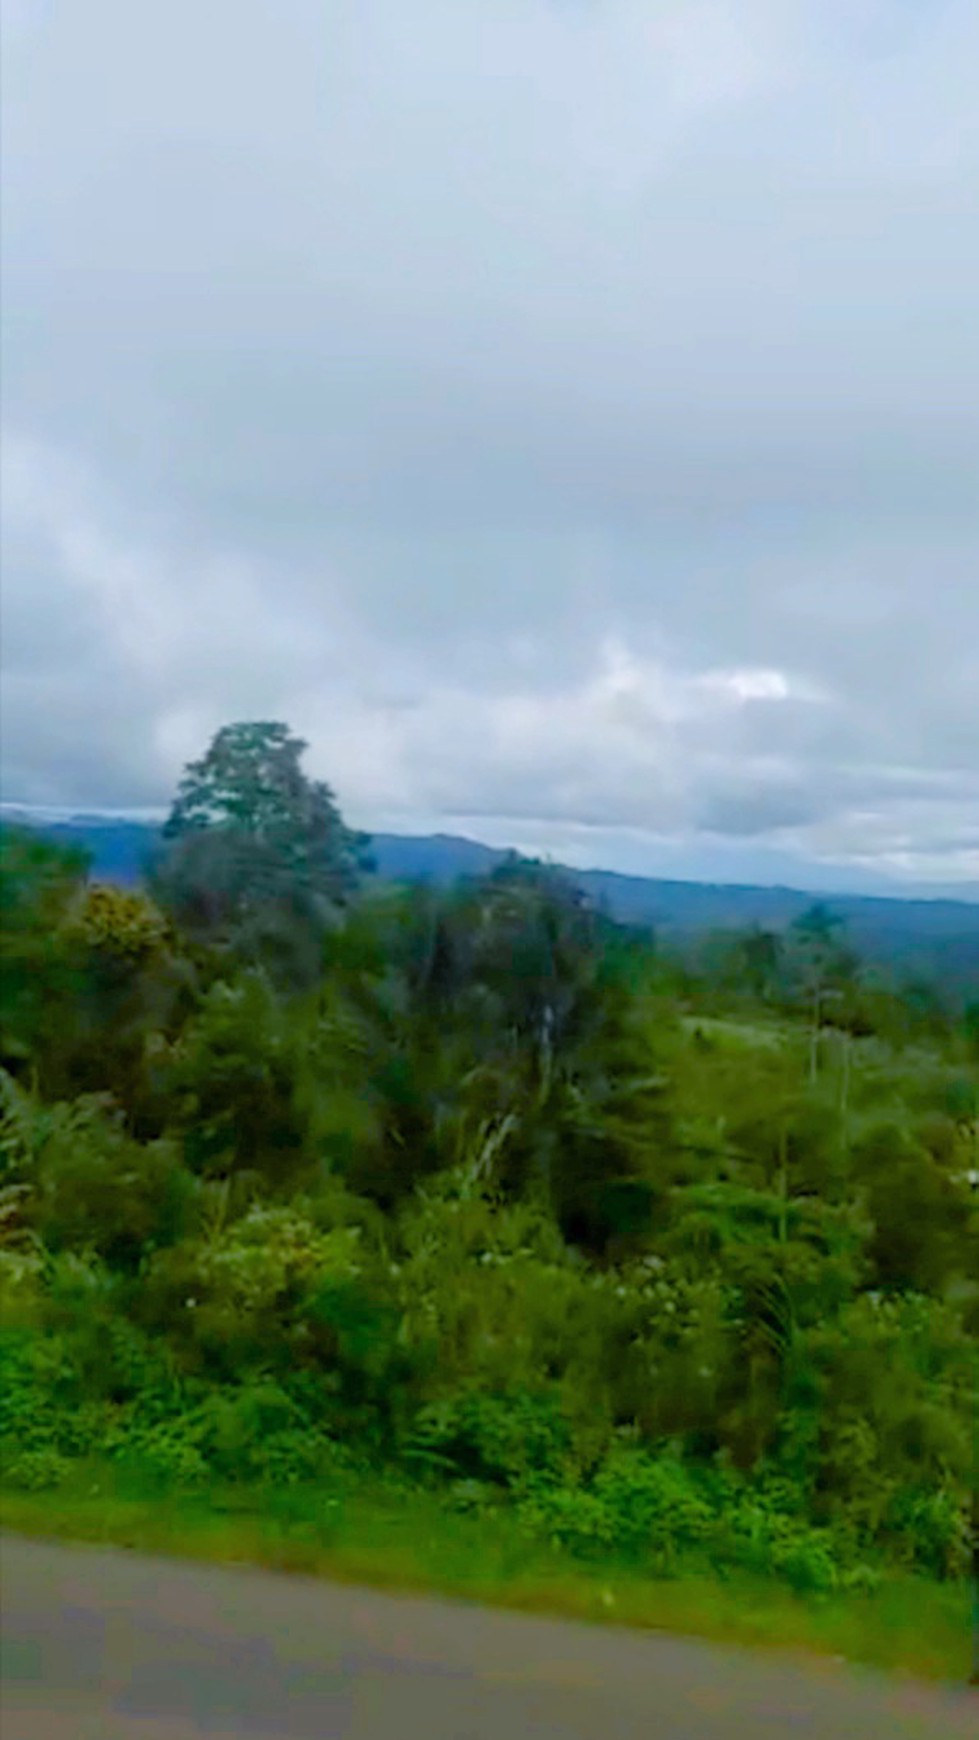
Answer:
[1,0,977,896]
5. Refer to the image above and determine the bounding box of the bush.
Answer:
[1,1081,195,1271]
[768,1533,839,1595]
[516,1451,714,1571]
[517,1484,615,1556]
[592,1451,713,1563]
[3,1446,71,1491]
[64,884,169,965]
[884,1486,970,1580]
[115,1423,209,1489]
[403,1391,571,1489]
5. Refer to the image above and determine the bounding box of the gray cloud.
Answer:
[1,1,977,893]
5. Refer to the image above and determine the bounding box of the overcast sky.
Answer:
[1,1,977,894]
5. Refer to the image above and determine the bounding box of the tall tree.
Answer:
[738,927,784,1004]
[154,723,369,974]
[789,904,859,1079]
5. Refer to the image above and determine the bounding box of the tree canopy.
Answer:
[154,722,369,974]
[1,722,976,1616]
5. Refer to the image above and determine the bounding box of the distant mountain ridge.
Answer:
[3,808,978,993]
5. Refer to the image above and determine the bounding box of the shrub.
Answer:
[115,1422,209,1489]
[403,1390,571,1489]
[517,1484,616,1556]
[592,1451,713,1563]
[3,1446,71,1491]
[883,1485,970,1580]
[64,885,169,965]
[516,1451,715,1570]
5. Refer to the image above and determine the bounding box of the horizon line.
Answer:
[3,801,978,909]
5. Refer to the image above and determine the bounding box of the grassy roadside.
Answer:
[1,1470,971,1684]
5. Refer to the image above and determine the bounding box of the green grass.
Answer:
[679,1015,785,1050]
[1,1467,971,1685]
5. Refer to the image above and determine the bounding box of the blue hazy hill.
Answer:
[3,809,977,993]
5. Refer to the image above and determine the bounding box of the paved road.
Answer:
[1,1536,974,1739]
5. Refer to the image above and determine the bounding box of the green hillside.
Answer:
[2,726,976,1678]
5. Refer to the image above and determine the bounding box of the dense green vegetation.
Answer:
[1,723,976,1670]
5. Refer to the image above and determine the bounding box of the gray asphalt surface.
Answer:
[1,1535,975,1739]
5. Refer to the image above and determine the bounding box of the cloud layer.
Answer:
[2,2,977,891]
